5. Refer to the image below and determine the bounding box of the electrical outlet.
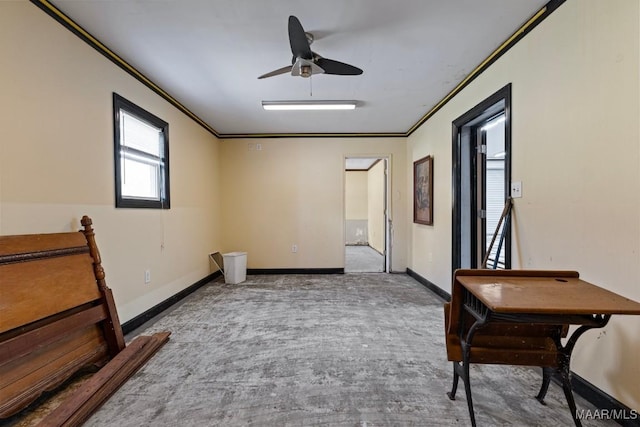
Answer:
[144,269,151,284]
[292,244,298,253]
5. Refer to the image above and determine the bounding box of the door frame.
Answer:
[451,84,512,271]
[344,155,392,272]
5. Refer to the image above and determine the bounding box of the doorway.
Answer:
[452,84,511,271]
[344,157,390,272]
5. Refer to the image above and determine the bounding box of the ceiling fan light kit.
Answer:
[262,101,357,111]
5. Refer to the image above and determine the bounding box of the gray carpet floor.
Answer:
[67,274,614,426]
[345,245,384,273]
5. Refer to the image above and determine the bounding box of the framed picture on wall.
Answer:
[414,155,433,225]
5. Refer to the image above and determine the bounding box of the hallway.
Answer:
[345,245,384,273]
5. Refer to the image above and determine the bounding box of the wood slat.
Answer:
[468,348,560,366]
[0,233,87,256]
[0,305,107,367]
[0,331,108,418]
[0,327,105,390]
[0,255,102,333]
[444,296,565,367]
[0,246,89,266]
[38,332,170,427]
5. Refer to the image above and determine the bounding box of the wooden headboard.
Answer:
[0,216,169,424]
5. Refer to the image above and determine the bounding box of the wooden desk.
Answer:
[458,275,640,315]
[448,270,640,427]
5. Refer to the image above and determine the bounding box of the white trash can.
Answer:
[222,252,247,284]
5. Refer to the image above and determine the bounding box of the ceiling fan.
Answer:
[258,15,363,79]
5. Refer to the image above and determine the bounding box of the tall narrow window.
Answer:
[113,93,170,209]
[482,113,507,268]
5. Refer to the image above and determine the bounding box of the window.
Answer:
[113,93,170,209]
[482,113,507,269]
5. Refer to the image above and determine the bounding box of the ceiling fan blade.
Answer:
[258,65,293,79]
[316,57,363,76]
[288,15,312,60]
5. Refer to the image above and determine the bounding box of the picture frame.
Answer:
[413,155,433,225]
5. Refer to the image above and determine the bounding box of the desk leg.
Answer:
[447,362,460,400]
[557,315,610,427]
[462,342,476,427]
[558,354,582,427]
[451,291,490,427]
[453,320,485,427]
[535,367,553,405]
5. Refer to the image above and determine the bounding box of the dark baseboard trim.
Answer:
[121,271,221,335]
[406,268,638,425]
[406,268,451,302]
[122,265,638,426]
[247,268,344,275]
[122,268,341,334]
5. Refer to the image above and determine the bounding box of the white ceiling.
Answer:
[46,0,550,137]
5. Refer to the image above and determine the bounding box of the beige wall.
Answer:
[345,172,368,220]
[407,0,640,409]
[367,160,385,253]
[5,0,638,410]
[0,2,223,322]
[220,138,406,271]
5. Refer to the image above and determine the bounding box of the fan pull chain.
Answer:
[309,75,313,97]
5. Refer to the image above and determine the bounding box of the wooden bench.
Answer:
[0,216,170,426]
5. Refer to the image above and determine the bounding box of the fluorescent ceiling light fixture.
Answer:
[262,101,357,111]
